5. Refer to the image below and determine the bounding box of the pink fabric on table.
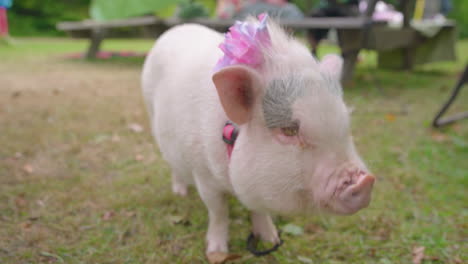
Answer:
[0,7,8,36]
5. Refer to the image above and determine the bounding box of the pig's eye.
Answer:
[281,124,299,136]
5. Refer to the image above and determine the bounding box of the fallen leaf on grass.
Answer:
[297,255,313,263]
[167,215,190,226]
[431,132,448,142]
[375,227,391,241]
[412,246,425,264]
[450,123,462,133]
[264,255,280,263]
[206,252,242,264]
[385,113,396,122]
[372,119,385,126]
[12,91,21,98]
[40,251,64,263]
[92,134,109,144]
[135,154,144,161]
[282,223,304,236]
[111,134,121,142]
[52,88,62,95]
[128,123,144,133]
[102,211,115,221]
[304,223,324,234]
[169,243,184,255]
[123,211,136,218]
[424,256,440,261]
[15,194,28,208]
[22,164,34,174]
[19,221,33,230]
[37,199,46,207]
[28,216,40,221]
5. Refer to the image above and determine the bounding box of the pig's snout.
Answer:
[336,169,375,214]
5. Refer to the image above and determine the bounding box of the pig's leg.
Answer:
[171,172,188,197]
[251,212,280,244]
[195,176,229,253]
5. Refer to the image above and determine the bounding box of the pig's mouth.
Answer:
[327,167,375,215]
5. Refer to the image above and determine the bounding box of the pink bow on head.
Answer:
[214,13,271,71]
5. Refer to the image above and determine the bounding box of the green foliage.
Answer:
[193,0,217,15]
[291,0,319,14]
[8,0,90,36]
[449,0,468,38]
[90,0,215,20]
[177,1,210,19]
[90,0,179,21]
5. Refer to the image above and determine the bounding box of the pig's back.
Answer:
[142,24,223,115]
[142,24,230,186]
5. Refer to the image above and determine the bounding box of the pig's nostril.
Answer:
[341,180,353,190]
[335,174,375,214]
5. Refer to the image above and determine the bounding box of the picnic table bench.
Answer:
[56,0,456,82]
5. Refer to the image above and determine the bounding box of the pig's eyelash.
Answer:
[280,121,300,137]
[280,126,299,136]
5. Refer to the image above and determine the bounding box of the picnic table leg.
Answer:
[337,29,362,84]
[341,50,359,84]
[402,48,414,70]
[399,0,416,70]
[337,0,377,84]
[86,28,105,59]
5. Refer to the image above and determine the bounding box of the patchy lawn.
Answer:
[0,37,466,264]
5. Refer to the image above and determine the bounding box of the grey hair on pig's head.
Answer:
[262,74,305,129]
[256,16,343,93]
[251,17,344,131]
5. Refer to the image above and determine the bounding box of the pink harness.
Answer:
[222,121,239,159]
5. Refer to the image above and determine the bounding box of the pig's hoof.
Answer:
[252,224,280,244]
[206,251,241,264]
[172,182,188,197]
[254,228,280,245]
[251,214,280,244]
[206,239,228,253]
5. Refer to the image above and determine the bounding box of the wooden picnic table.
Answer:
[56,0,456,82]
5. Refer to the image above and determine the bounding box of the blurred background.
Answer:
[5,0,468,38]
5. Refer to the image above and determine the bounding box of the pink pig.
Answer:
[141,16,375,254]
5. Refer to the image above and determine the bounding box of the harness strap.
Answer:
[222,121,239,159]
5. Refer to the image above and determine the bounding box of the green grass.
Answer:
[0,37,467,264]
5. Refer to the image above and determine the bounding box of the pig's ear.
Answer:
[320,54,343,80]
[212,65,261,125]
